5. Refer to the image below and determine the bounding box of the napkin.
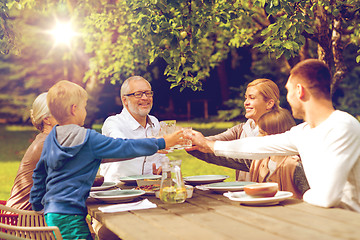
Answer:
[98,199,157,213]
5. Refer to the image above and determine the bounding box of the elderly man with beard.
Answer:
[100,76,168,182]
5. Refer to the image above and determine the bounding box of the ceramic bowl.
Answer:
[244,182,278,198]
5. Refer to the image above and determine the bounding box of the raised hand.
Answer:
[190,130,215,153]
[163,130,184,149]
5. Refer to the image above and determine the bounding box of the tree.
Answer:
[1,0,360,122]
[252,0,360,94]
[0,0,19,54]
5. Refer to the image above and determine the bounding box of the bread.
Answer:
[92,175,104,187]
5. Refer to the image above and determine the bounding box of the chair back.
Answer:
[0,204,63,239]
[0,201,18,226]
[0,204,46,227]
[0,222,63,240]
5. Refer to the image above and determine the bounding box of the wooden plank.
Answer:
[286,201,360,226]
[229,198,359,240]
[132,204,237,240]
[88,190,360,240]
[189,191,344,240]
[90,199,242,240]
[156,200,286,240]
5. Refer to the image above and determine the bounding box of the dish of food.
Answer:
[90,182,117,191]
[119,175,162,184]
[134,184,160,195]
[203,181,256,193]
[183,175,229,185]
[89,189,146,203]
[223,191,293,206]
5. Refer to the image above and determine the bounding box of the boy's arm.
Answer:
[89,130,166,160]
[30,157,47,211]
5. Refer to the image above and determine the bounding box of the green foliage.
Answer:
[78,0,254,91]
[0,6,78,122]
[2,0,360,122]
[0,0,21,54]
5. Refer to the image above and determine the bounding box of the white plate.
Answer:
[224,191,293,206]
[119,175,161,184]
[183,175,229,185]
[91,182,117,191]
[90,189,146,203]
[204,181,256,193]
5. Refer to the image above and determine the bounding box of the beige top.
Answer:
[6,133,48,210]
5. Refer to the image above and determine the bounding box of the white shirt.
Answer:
[214,110,360,212]
[100,108,169,182]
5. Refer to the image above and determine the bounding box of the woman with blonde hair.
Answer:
[187,78,281,181]
[6,92,57,210]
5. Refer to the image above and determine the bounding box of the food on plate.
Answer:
[92,175,104,187]
[244,182,278,198]
[135,184,160,192]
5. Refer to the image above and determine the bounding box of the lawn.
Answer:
[0,122,238,200]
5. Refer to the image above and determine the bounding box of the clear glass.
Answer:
[159,159,187,203]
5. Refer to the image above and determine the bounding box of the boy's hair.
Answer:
[290,59,331,99]
[258,108,296,136]
[47,80,88,124]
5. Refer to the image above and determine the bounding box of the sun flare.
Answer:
[49,20,78,47]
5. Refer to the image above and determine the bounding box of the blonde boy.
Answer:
[30,80,183,239]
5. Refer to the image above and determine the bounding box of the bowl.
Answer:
[244,182,278,198]
[92,175,104,187]
[155,185,194,199]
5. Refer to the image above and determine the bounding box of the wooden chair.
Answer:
[0,201,18,226]
[0,204,46,228]
[0,204,63,239]
[0,222,63,240]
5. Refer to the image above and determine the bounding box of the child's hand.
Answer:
[163,130,184,148]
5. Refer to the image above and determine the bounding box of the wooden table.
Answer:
[87,187,360,240]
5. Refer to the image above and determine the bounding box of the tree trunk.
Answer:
[331,18,347,95]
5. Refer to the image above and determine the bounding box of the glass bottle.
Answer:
[159,159,187,203]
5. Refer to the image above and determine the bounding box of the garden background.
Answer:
[0,122,237,200]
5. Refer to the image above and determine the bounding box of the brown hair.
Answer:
[258,108,296,135]
[247,79,280,109]
[290,59,331,99]
[47,80,88,124]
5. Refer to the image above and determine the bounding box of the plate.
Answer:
[204,181,256,193]
[90,182,117,191]
[119,175,161,184]
[90,189,146,203]
[183,175,229,185]
[223,191,293,206]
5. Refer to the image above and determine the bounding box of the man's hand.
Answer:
[152,163,162,175]
[190,130,215,153]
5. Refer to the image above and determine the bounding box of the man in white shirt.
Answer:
[100,76,168,182]
[191,59,360,212]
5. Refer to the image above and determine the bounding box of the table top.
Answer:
[87,187,360,240]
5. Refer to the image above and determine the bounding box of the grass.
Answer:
[0,122,238,200]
